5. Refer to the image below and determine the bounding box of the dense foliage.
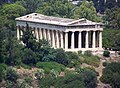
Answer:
[102,29,120,50]
[100,62,120,88]
[103,51,110,57]
[36,62,65,73]
[39,69,97,88]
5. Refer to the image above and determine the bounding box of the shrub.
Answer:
[78,50,82,55]
[103,62,109,67]
[84,50,92,56]
[103,50,110,57]
[81,55,100,67]
[36,62,65,73]
[22,48,38,66]
[24,77,32,85]
[20,63,31,69]
[38,69,97,88]
[66,52,81,67]
[35,69,45,80]
[38,75,56,88]
[5,67,18,83]
[100,62,120,88]
[54,49,69,66]
[66,52,79,60]
[0,64,7,82]
[80,69,97,88]
[55,73,85,88]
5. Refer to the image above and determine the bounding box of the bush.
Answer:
[80,69,97,88]
[66,52,79,60]
[100,62,120,88]
[38,75,56,88]
[66,52,81,67]
[103,62,109,67]
[35,69,45,80]
[39,72,85,88]
[78,50,82,55]
[38,69,97,88]
[22,48,38,66]
[24,77,32,85]
[55,73,85,88]
[0,64,7,82]
[84,50,92,56]
[20,63,31,69]
[103,50,110,57]
[81,55,100,67]
[54,49,69,66]
[5,67,18,83]
[36,62,65,74]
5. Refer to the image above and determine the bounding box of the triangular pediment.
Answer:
[67,18,87,25]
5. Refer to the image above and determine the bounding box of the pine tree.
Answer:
[21,23,37,51]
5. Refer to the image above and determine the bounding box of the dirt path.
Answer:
[95,59,104,82]
[95,59,112,88]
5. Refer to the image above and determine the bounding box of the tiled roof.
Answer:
[16,13,102,26]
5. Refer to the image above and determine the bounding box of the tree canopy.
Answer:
[73,0,102,22]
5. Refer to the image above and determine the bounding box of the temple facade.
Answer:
[16,13,103,52]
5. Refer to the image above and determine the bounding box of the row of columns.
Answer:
[64,30,102,50]
[17,26,102,51]
[17,26,64,48]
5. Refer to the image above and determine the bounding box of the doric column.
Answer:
[17,26,20,40]
[56,30,59,48]
[71,31,75,49]
[99,31,102,49]
[85,31,88,49]
[39,28,43,39]
[35,28,39,41]
[32,28,35,35]
[20,29,23,38]
[43,29,46,39]
[48,30,51,45]
[60,31,63,48]
[96,31,98,47]
[92,31,96,49]
[78,31,82,49]
[52,30,55,48]
[65,32,68,50]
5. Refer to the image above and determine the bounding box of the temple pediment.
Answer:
[16,13,102,26]
[67,18,87,25]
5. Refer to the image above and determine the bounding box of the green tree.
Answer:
[36,0,74,18]
[102,29,120,50]
[21,23,37,51]
[105,6,120,29]
[16,0,42,13]
[0,3,26,20]
[73,0,102,22]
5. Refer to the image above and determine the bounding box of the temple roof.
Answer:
[16,13,102,26]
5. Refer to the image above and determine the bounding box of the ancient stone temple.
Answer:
[16,13,103,52]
